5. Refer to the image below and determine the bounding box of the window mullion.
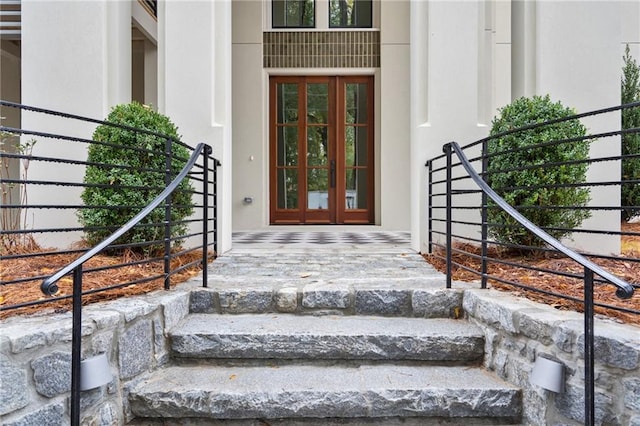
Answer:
[317,0,329,29]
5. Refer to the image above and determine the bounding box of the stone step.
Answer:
[170,314,485,362]
[187,250,468,318]
[189,284,463,318]
[128,364,521,422]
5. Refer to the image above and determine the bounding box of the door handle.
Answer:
[330,160,336,188]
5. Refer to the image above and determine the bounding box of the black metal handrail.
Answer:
[40,142,211,295]
[40,143,212,426]
[444,141,634,300]
[0,101,221,426]
[1,100,219,309]
[428,108,637,426]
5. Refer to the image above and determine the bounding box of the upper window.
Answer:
[273,0,315,28]
[329,0,372,28]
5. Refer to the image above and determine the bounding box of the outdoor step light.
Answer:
[530,355,565,393]
[80,353,113,391]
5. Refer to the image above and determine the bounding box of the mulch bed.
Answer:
[1,224,639,325]
[0,243,209,319]
[423,222,640,325]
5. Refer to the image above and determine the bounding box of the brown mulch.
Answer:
[0,240,212,320]
[423,222,640,325]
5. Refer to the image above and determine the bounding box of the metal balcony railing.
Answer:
[0,0,20,39]
[139,0,157,18]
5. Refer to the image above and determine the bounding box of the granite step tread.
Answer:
[170,314,485,361]
[128,364,522,421]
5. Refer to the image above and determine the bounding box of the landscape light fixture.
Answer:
[79,353,112,391]
[530,355,565,393]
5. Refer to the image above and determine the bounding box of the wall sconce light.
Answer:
[80,353,112,391]
[530,355,565,393]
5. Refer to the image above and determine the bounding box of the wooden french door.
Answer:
[270,76,374,224]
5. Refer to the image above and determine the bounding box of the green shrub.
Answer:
[621,44,640,221]
[78,102,194,254]
[487,95,591,248]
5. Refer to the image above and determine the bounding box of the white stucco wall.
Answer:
[413,0,630,255]
[160,0,233,253]
[232,0,265,230]
[535,1,622,254]
[20,1,131,248]
[622,0,640,59]
[411,1,493,252]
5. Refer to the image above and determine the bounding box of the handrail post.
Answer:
[427,160,433,254]
[481,140,488,289]
[202,146,211,288]
[163,137,172,290]
[584,267,595,426]
[213,158,219,258]
[444,143,453,289]
[70,265,83,426]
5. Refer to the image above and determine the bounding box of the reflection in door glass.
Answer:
[307,168,328,209]
[277,169,298,209]
[345,168,367,209]
[307,84,329,124]
[277,84,299,123]
[345,127,368,167]
[346,83,368,124]
[277,127,298,166]
[307,126,328,166]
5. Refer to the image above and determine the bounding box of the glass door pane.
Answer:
[306,83,329,210]
[344,82,369,210]
[276,82,300,210]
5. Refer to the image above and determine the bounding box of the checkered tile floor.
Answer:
[232,231,411,246]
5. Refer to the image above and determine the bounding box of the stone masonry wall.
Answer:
[1,278,638,425]
[0,280,195,425]
[463,289,640,425]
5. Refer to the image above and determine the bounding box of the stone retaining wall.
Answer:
[1,279,638,425]
[463,289,640,425]
[0,280,196,425]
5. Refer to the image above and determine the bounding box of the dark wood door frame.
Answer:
[269,75,374,225]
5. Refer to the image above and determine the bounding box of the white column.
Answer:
[411,1,488,253]
[410,0,429,251]
[160,0,233,252]
[511,0,536,99]
[144,40,158,108]
[231,0,264,231]
[379,0,411,230]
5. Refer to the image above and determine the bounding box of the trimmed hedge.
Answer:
[487,95,591,249]
[78,103,194,254]
[621,45,640,221]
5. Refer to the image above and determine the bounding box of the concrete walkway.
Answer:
[216,230,435,288]
[231,230,412,251]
